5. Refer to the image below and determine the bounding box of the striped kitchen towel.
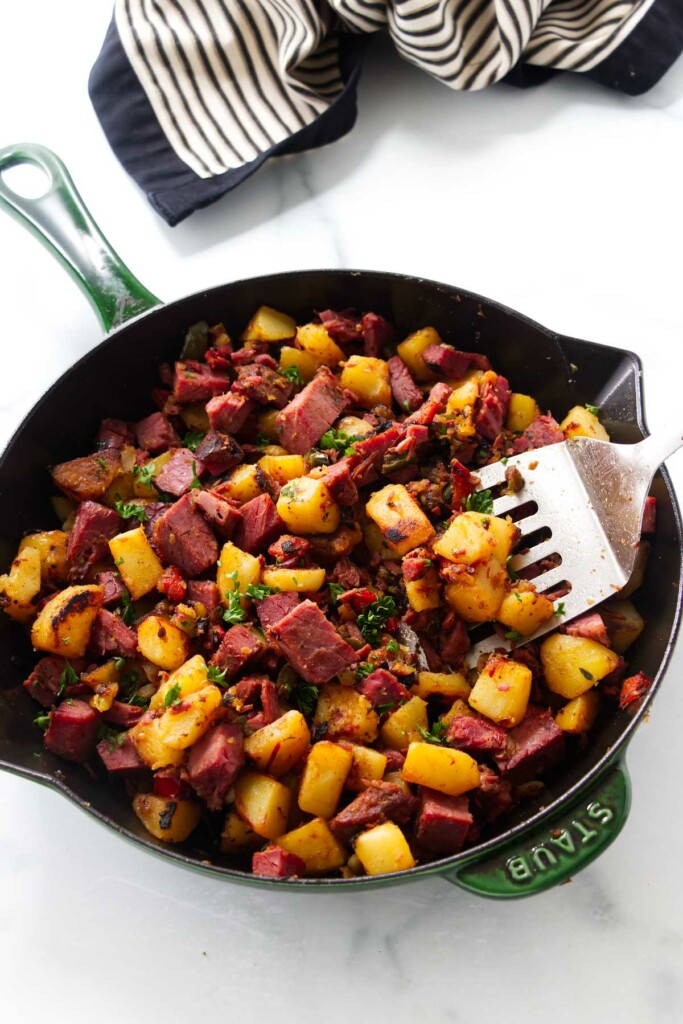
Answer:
[90,0,683,225]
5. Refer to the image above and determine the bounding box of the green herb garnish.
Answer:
[585,403,600,417]
[246,583,278,601]
[207,665,229,687]
[255,434,270,449]
[58,661,79,698]
[417,721,447,745]
[223,591,247,625]
[96,457,108,470]
[386,639,399,653]
[189,460,202,490]
[164,682,183,707]
[506,555,520,583]
[132,462,156,489]
[114,657,126,671]
[319,428,360,456]
[328,582,345,603]
[280,365,303,386]
[120,588,135,626]
[114,500,149,523]
[464,489,493,515]
[375,702,396,715]
[579,668,594,681]
[356,594,397,647]
[183,429,206,452]
[289,681,319,718]
[505,630,522,641]
[555,601,566,616]
[356,662,374,680]
[34,713,50,731]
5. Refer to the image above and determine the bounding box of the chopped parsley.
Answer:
[506,556,520,582]
[513,590,523,603]
[114,657,126,671]
[255,434,270,449]
[319,428,359,456]
[280,365,303,386]
[356,594,397,647]
[189,460,202,490]
[464,489,493,515]
[585,403,600,417]
[115,556,124,566]
[328,582,345,603]
[505,630,522,641]
[97,725,128,751]
[500,456,509,465]
[223,590,247,625]
[246,583,279,601]
[290,681,319,718]
[183,429,206,452]
[207,665,228,687]
[96,456,108,470]
[120,588,135,626]
[579,668,594,681]
[114,500,149,524]
[356,662,374,680]
[132,462,156,489]
[386,639,399,653]
[58,661,79,698]
[554,601,566,616]
[163,681,183,707]
[417,721,448,745]
[34,713,50,731]
[375,702,396,715]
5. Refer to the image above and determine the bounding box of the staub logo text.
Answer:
[505,802,614,882]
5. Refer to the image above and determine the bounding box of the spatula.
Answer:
[466,427,683,661]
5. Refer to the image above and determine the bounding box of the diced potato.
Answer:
[403,742,480,797]
[337,415,374,439]
[340,355,391,408]
[0,545,42,622]
[129,712,185,770]
[354,821,415,875]
[51,494,75,526]
[19,531,69,583]
[277,476,340,535]
[242,305,296,343]
[619,541,650,599]
[366,484,434,557]
[133,794,201,842]
[412,671,471,701]
[382,771,414,795]
[433,514,496,565]
[560,405,609,441]
[217,541,261,606]
[244,710,311,776]
[313,684,379,744]
[150,654,209,710]
[444,378,479,438]
[137,614,190,671]
[109,527,163,600]
[89,681,119,713]
[397,327,441,382]
[261,567,326,593]
[463,512,519,562]
[497,588,555,636]
[298,741,353,818]
[296,322,344,366]
[405,566,440,612]
[277,817,347,874]
[234,771,291,839]
[82,660,120,689]
[444,557,507,623]
[258,453,306,486]
[507,393,540,432]
[601,598,645,654]
[254,408,280,443]
[279,345,323,383]
[555,691,600,734]
[30,584,103,656]
[440,698,474,727]
[342,742,387,791]
[220,811,263,853]
[179,401,210,433]
[468,654,532,727]
[362,516,398,561]
[379,696,428,750]
[540,634,621,699]
[156,684,222,749]
[220,464,263,506]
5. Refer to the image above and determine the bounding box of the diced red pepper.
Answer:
[157,565,188,603]
[619,671,652,709]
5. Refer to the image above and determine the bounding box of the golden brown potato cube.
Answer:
[255,408,281,443]
[0,545,42,623]
[354,821,415,875]
[405,566,440,612]
[403,742,480,797]
[497,589,555,636]
[412,671,471,701]
[179,402,210,433]
[108,527,163,600]
[277,476,340,535]
[234,771,292,839]
[133,793,201,842]
[150,654,208,710]
[298,741,353,818]
[217,541,261,606]
[296,323,344,366]
[468,654,532,727]
[220,811,263,853]
[540,634,621,699]
[464,512,519,562]
[336,415,374,438]
[156,684,222,749]
[129,712,185,770]
[342,742,387,791]
[19,530,69,583]
[137,614,190,671]
[241,305,296,343]
[30,584,103,656]
[379,696,428,750]
[601,598,645,654]
[440,698,474,727]
[313,684,379,744]
[261,567,326,593]
[444,557,507,623]
[258,453,306,486]
[277,817,347,873]
[279,345,323,383]
[507,393,540,432]
[89,682,119,713]
[340,356,392,408]
[433,514,496,565]
[560,405,609,441]
[397,327,441,382]
[244,710,311,776]
[555,691,600,734]
[366,484,434,557]
[444,378,479,438]
[220,464,263,505]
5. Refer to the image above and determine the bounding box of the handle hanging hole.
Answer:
[0,162,51,199]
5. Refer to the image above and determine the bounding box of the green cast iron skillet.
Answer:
[0,144,680,898]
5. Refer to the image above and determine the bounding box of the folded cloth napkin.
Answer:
[90,0,683,225]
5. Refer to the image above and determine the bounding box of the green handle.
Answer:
[446,762,631,898]
[0,143,161,332]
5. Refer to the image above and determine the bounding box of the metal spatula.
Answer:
[466,427,683,661]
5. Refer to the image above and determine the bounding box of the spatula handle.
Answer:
[633,427,683,481]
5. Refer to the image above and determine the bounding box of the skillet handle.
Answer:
[443,761,631,899]
[0,143,161,332]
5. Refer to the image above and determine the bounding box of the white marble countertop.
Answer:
[1,5,683,1021]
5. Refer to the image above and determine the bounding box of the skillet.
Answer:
[0,143,680,897]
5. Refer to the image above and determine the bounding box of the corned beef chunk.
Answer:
[447,715,506,754]
[422,344,472,380]
[440,616,470,666]
[233,493,285,555]
[275,367,348,454]
[380,748,406,772]
[405,382,451,425]
[515,414,565,452]
[96,418,135,449]
[23,656,86,707]
[97,570,126,607]
[318,309,360,344]
[210,624,265,676]
[142,502,170,543]
[329,781,418,844]
[256,592,300,631]
[173,360,230,403]
[187,579,221,621]
[51,448,121,502]
[66,501,122,579]
[564,612,610,647]
[642,496,656,533]
[415,789,472,854]
[191,489,241,537]
[358,669,409,709]
[206,392,254,434]
[44,700,99,763]
[90,609,138,658]
[271,599,358,684]
[360,312,393,358]
[495,705,565,783]
[134,412,180,453]
[194,430,243,476]
[475,375,511,441]
[154,448,205,497]
[267,534,311,565]
[388,356,422,413]
[104,701,145,727]
[233,364,292,408]
[153,494,218,577]
[474,765,514,823]
[253,846,307,878]
[235,676,281,729]
[97,735,145,774]
[187,723,244,810]
[323,458,359,506]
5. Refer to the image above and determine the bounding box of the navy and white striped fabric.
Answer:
[90,0,683,224]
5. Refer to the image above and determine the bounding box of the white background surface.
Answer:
[1,4,683,1022]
